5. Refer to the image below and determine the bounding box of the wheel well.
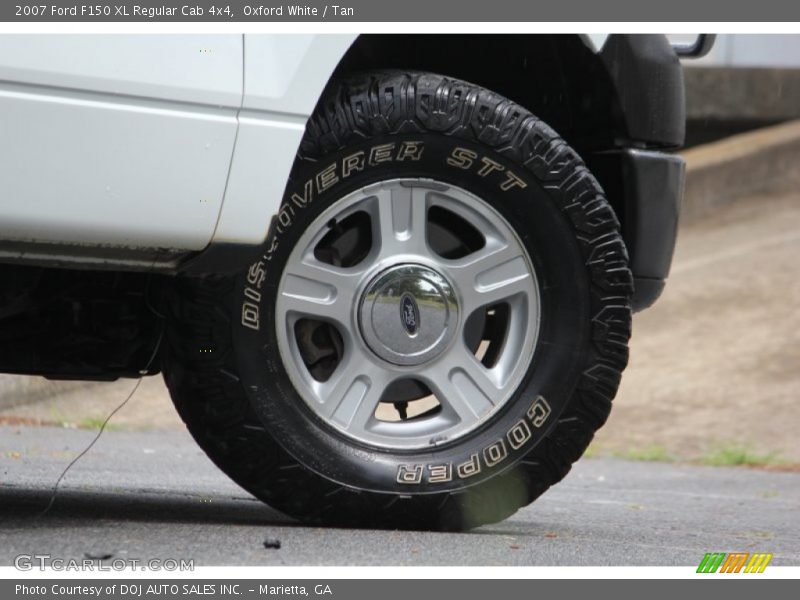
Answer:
[330,34,620,154]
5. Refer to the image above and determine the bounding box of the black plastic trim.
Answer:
[588,148,685,312]
[632,277,667,312]
[600,34,687,148]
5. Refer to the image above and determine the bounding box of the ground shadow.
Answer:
[0,484,293,526]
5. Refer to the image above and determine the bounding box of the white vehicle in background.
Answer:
[0,34,702,529]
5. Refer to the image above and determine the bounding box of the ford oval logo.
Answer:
[400,293,419,336]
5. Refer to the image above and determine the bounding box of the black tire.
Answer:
[163,71,632,530]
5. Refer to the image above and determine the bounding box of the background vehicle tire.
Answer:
[163,71,632,530]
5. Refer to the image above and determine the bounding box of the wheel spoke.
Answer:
[445,242,533,315]
[314,355,389,433]
[280,257,361,326]
[422,346,501,423]
[275,177,539,450]
[372,184,429,257]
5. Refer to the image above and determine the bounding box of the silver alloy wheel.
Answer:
[275,178,540,450]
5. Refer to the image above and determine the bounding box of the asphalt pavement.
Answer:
[1,425,798,566]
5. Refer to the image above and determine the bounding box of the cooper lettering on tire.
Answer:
[163,71,632,530]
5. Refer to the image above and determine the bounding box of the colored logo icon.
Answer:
[697,552,773,573]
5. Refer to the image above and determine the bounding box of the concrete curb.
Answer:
[0,375,94,412]
[682,119,800,222]
[685,67,800,122]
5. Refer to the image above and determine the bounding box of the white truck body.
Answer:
[0,34,354,266]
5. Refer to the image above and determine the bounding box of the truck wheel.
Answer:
[163,72,632,530]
